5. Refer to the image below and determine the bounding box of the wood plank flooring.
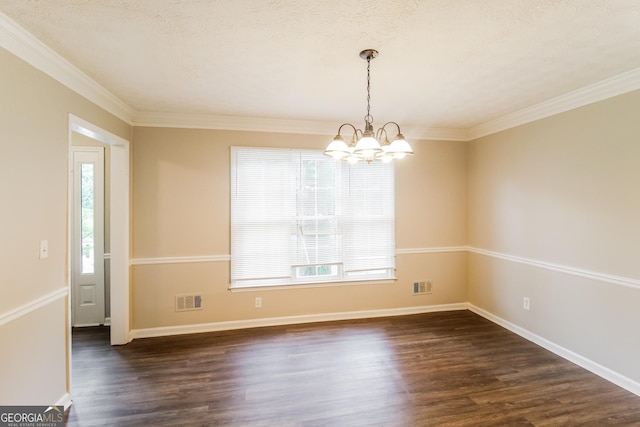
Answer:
[65,310,640,426]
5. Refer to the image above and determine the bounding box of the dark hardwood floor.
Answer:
[65,310,640,426]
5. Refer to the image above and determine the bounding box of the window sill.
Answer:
[228,277,397,293]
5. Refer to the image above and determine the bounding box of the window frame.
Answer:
[230,146,396,290]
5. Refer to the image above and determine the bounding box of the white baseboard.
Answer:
[467,303,640,397]
[129,301,639,398]
[104,317,111,326]
[56,392,72,411]
[131,303,468,339]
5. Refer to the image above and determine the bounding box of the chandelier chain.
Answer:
[365,56,372,125]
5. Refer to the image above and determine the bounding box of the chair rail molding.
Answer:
[468,246,640,291]
[0,287,68,327]
[130,246,468,266]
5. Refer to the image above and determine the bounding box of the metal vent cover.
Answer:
[175,294,203,311]
[413,281,433,295]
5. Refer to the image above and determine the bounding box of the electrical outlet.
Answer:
[255,297,262,308]
[523,297,530,311]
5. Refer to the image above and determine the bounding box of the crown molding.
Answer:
[133,111,340,136]
[133,111,469,141]
[134,68,640,141]
[0,11,134,124]
[405,125,469,142]
[468,67,640,140]
[3,10,640,140]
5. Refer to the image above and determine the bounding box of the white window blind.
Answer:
[231,147,395,288]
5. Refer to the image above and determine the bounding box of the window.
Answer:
[80,163,95,274]
[230,147,395,288]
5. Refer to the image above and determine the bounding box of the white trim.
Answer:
[129,299,640,397]
[130,255,230,265]
[468,246,640,290]
[133,112,338,135]
[396,246,469,255]
[55,393,72,411]
[68,114,131,346]
[129,247,640,292]
[104,253,111,260]
[104,317,111,326]
[0,11,133,124]
[0,287,68,327]
[229,278,397,293]
[69,115,128,147]
[468,67,640,140]
[468,304,640,397]
[407,127,469,142]
[130,247,466,266]
[132,111,470,142]
[131,303,468,339]
[106,127,130,346]
[3,8,640,140]
[133,68,640,141]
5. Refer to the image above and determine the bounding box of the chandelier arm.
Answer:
[324,49,411,162]
[380,121,403,134]
[336,123,359,136]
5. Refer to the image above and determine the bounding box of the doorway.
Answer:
[67,114,130,346]
[70,146,106,326]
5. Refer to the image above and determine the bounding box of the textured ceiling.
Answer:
[1,0,640,134]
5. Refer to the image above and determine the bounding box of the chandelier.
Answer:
[324,49,413,164]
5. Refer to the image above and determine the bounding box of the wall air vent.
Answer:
[413,281,433,295]
[175,294,203,312]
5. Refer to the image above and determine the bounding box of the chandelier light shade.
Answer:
[324,49,413,163]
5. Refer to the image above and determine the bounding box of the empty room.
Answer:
[0,1,639,425]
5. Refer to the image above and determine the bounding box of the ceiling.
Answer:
[2,0,640,139]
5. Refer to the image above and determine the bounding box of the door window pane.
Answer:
[81,163,94,274]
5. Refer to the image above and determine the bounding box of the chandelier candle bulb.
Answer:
[324,49,413,164]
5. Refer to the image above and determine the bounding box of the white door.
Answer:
[71,147,105,326]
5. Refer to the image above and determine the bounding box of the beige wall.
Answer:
[131,127,468,329]
[0,46,130,405]
[467,89,640,382]
[4,31,639,404]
